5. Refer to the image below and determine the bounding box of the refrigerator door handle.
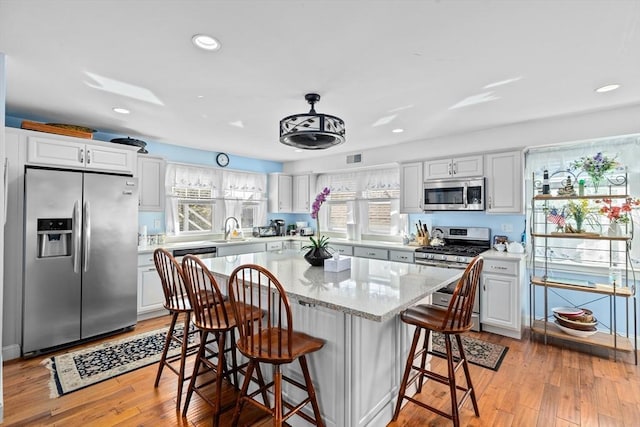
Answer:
[83,201,91,272]
[72,200,81,273]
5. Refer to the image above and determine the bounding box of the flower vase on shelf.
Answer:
[590,175,601,194]
[608,221,621,237]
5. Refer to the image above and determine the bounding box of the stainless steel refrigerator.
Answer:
[22,167,138,356]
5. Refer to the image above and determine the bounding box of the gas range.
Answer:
[414,226,491,269]
[417,226,490,332]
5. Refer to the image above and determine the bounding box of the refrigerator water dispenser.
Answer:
[37,218,72,258]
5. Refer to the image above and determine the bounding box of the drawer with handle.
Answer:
[483,258,517,275]
[353,246,388,260]
[390,250,414,263]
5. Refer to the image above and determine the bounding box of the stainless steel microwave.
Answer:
[423,177,485,211]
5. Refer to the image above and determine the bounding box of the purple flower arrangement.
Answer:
[303,187,331,250]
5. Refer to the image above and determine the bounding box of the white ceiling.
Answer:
[1,0,639,162]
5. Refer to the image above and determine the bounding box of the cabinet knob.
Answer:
[79,148,84,164]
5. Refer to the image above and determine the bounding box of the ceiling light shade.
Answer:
[192,34,221,51]
[279,93,345,150]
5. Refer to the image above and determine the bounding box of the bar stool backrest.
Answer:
[441,256,483,332]
[154,248,191,312]
[181,255,230,329]
[228,263,293,359]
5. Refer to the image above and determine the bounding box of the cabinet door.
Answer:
[137,265,165,314]
[400,162,423,213]
[138,156,165,211]
[331,244,353,256]
[481,273,517,329]
[27,136,85,169]
[389,250,414,263]
[486,150,523,213]
[353,246,388,260]
[452,155,483,177]
[86,143,136,174]
[424,158,453,179]
[292,174,310,213]
[269,174,293,213]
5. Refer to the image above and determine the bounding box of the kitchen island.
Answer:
[200,249,462,427]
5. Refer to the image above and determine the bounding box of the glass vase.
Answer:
[590,175,602,194]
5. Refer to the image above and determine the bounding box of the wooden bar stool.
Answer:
[228,263,325,427]
[392,256,483,427]
[153,248,201,410]
[181,255,265,426]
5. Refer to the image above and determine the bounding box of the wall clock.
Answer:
[216,152,229,167]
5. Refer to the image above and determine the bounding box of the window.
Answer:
[316,167,403,237]
[165,163,267,235]
[177,200,214,232]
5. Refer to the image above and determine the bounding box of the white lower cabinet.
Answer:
[480,256,524,339]
[389,250,414,263]
[331,244,353,256]
[354,246,388,260]
[216,242,266,257]
[281,301,407,426]
[136,253,166,318]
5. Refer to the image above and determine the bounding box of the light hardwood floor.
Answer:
[2,315,638,426]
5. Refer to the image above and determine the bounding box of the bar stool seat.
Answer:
[392,256,483,427]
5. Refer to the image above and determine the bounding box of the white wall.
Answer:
[283,104,640,173]
[0,51,7,422]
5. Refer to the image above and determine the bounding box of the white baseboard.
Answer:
[3,344,21,361]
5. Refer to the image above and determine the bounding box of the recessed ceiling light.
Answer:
[595,84,621,93]
[192,34,221,51]
[392,128,404,133]
[112,107,130,114]
[196,95,205,99]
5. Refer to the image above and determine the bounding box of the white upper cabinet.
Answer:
[269,173,316,213]
[269,173,293,213]
[137,155,165,211]
[293,174,316,213]
[485,150,523,213]
[400,162,423,213]
[26,134,137,174]
[424,155,483,179]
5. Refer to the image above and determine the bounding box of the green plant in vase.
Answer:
[302,187,332,266]
[566,199,598,233]
[570,152,618,194]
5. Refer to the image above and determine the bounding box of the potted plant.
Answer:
[302,187,333,266]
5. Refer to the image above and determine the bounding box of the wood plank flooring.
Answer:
[2,315,638,426]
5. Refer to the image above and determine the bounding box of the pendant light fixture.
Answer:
[279,93,345,150]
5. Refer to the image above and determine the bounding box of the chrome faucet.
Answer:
[223,216,239,241]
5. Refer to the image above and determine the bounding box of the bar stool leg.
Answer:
[232,359,255,426]
[182,330,207,417]
[299,355,324,426]
[417,328,431,393]
[213,332,226,427]
[456,335,479,416]
[444,334,460,427]
[175,314,191,410]
[155,311,179,388]
[274,365,283,427]
[392,326,422,421]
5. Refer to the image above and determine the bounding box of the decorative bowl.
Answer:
[552,306,584,319]
[554,320,597,337]
[554,313,597,331]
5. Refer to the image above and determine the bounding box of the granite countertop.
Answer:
[199,249,463,322]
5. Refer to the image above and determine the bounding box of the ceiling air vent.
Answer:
[346,154,362,164]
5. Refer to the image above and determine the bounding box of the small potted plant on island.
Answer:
[302,187,333,266]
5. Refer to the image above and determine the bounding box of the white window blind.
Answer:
[316,167,403,236]
[165,163,267,235]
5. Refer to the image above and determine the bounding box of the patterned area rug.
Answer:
[43,326,187,397]
[430,332,508,371]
